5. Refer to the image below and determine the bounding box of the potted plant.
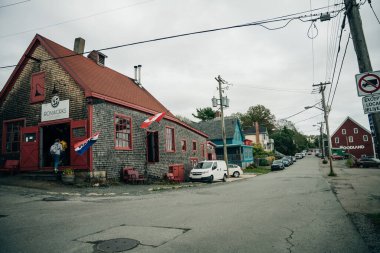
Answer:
[61,168,75,184]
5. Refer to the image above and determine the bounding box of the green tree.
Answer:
[192,107,216,121]
[234,105,276,133]
[271,127,296,155]
[271,126,308,155]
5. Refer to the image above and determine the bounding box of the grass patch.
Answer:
[244,167,271,175]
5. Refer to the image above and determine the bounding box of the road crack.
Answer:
[283,227,295,253]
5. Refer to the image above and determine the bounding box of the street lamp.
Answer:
[305,103,336,176]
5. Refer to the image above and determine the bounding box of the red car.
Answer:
[331,154,344,160]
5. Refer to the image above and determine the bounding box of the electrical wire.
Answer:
[328,33,351,109]
[0,5,345,70]
[325,0,342,81]
[294,113,324,124]
[0,0,30,9]
[326,10,347,106]
[368,0,380,24]
[237,84,310,94]
[0,0,155,39]
[280,101,321,120]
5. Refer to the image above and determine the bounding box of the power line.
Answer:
[368,0,380,24]
[237,84,309,94]
[294,113,324,124]
[0,5,345,70]
[0,0,155,39]
[326,9,347,105]
[328,33,351,109]
[0,0,30,9]
[280,101,320,120]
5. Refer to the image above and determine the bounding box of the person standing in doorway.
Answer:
[60,139,68,165]
[50,138,63,173]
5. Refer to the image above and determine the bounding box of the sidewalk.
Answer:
[320,159,380,253]
[0,173,257,198]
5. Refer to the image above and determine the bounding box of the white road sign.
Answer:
[356,71,380,97]
[362,95,380,114]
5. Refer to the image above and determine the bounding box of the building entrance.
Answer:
[41,123,70,167]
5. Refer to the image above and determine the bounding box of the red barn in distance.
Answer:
[331,117,374,159]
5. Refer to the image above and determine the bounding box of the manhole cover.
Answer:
[96,238,139,252]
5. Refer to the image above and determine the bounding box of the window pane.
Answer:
[115,115,132,149]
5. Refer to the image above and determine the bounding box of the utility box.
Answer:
[168,164,185,182]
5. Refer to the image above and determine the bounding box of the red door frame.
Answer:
[38,118,89,170]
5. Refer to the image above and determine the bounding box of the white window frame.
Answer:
[348,136,354,143]
[354,128,358,134]
[342,129,346,135]
[335,137,339,144]
[363,135,368,142]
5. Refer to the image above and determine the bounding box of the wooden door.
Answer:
[20,126,39,171]
[70,120,88,168]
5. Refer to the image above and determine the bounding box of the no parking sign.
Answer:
[356,71,380,97]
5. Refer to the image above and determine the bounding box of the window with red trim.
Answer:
[192,140,197,151]
[30,72,45,103]
[165,127,175,152]
[114,114,132,149]
[3,119,24,153]
[181,140,187,152]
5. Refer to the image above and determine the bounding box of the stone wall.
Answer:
[0,44,87,159]
[92,101,207,179]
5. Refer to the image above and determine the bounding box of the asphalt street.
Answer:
[0,156,369,253]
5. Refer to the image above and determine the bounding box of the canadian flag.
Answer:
[140,112,166,129]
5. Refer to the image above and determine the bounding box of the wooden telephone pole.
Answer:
[344,0,380,157]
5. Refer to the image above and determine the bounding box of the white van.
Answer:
[189,160,227,183]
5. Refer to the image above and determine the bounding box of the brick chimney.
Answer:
[73,37,85,54]
[255,122,260,144]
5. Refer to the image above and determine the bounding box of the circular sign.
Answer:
[358,73,380,94]
[51,95,60,108]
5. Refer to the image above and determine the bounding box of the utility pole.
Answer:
[315,122,325,157]
[344,0,380,157]
[213,75,231,177]
[314,82,336,176]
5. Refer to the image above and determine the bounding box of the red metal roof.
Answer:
[38,34,174,117]
[0,34,208,137]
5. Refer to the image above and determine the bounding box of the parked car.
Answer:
[282,158,291,167]
[284,156,293,165]
[331,154,344,160]
[291,156,297,163]
[271,160,285,170]
[357,157,380,168]
[189,160,227,183]
[227,164,243,178]
[295,153,303,159]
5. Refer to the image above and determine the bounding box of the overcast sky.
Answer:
[0,0,379,136]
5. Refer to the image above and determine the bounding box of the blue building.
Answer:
[192,117,253,168]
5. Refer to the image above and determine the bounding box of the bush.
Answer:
[322,159,328,164]
[259,158,269,166]
[346,158,354,168]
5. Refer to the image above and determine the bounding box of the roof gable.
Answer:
[331,116,371,137]
[192,117,243,141]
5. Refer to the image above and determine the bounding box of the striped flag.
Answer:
[141,112,166,129]
[74,132,100,155]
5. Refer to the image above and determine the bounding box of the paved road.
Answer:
[0,157,368,253]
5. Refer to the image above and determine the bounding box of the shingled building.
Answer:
[0,34,209,179]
